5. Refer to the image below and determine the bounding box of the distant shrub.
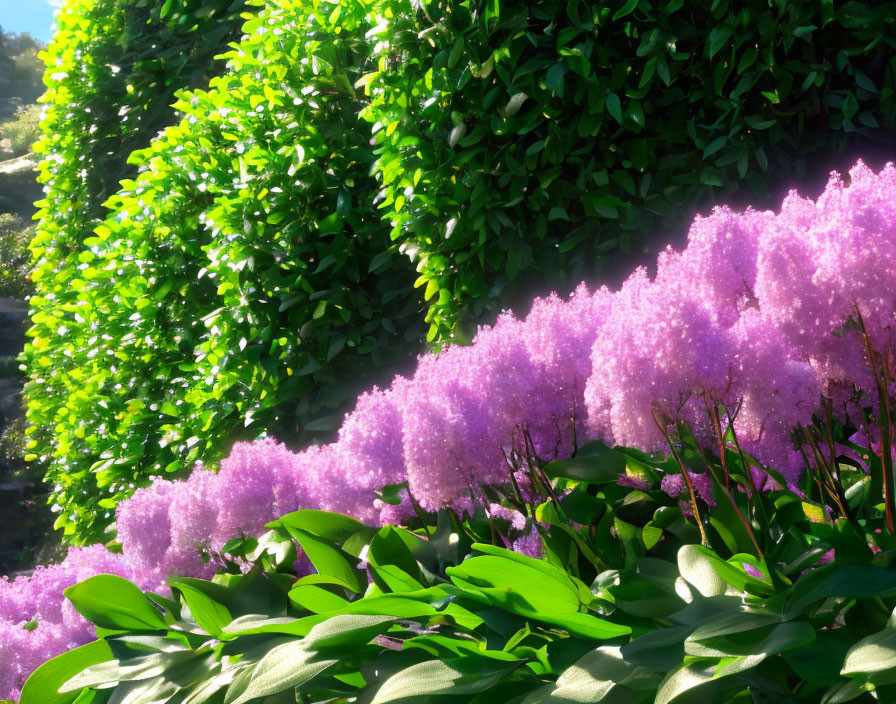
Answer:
[0,214,32,299]
[0,30,44,121]
[0,105,41,158]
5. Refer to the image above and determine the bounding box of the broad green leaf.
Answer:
[677,546,771,597]
[19,640,113,704]
[303,613,397,651]
[822,679,874,704]
[448,552,629,639]
[786,565,896,616]
[676,546,728,598]
[170,580,233,637]
[65,576,167,632]
[61,651,195,692]
[620,626,692,671]
[523,646,659,703]
[783,629,855,686]
[369,564,424,593]
[99,675,180,704]
[687,620,815,677]
[274,510,375,544]
[367,526,424,585]
[182,667,236,704]
[370,657,521,704]
[544,442,626,482]
[222,615,307,638]
[284,527,365,593]
[448,555,580,614]
[655,662,735,704]
[685,611,782,648]
[288,585,351,614]
[290,595,440,631]
[228,641,338,704]
[842,626,896,676]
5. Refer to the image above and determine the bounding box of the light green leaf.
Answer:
[370,657,521,704]
[65,576,167,632]
[170,580,233,637]
[842,626,896,676]
[61,652,194,692]
[229,641,337,704]
[19,640,113,704]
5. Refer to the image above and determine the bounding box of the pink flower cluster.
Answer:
[0,546,144,700]
[5,160,896,699]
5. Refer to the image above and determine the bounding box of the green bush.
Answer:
[23,0,255,542]
[0,214,33,299]
[27,0,422,544]
[362,0,896,340]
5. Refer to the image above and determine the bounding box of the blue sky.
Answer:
[0,0,57,44]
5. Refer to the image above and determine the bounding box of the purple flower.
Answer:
[401,345,506,510]
[512,528,545,559]
[585,268,733,452]
[661,471,716,507]
[521,285,613,458]
[337,387,408,496]
[0,545,141,700]
[616,474,649,491]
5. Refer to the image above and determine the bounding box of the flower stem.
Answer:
[653,409,708,546]
[855,306,896,532]
[706,399,764,559]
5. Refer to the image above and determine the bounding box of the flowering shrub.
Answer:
[28,0,896,547]
[109,160,896,529]
[8,160,896,699]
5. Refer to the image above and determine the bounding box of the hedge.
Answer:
[24,0,253,542]
[27,0,422,544]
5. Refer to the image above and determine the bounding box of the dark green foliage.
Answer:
[27,0,423,544]
[361,0,896,340]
